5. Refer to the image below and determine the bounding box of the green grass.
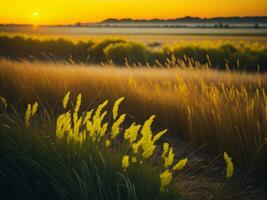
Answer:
[0,35,267,71]
[0,100,184,200]
[1,94,263,200]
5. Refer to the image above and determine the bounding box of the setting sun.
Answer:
[32,12,39,17]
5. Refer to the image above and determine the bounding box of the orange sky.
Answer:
[0,0,266,25]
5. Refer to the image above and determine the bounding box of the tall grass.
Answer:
[0,36,267,71]
[0,59,266,179]
[3,90,250,199]
[0,96,187,200]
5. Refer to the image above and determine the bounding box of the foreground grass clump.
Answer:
[0,35,267,71]
[55,93,191,192]
[0,94,189,199]
[0,93,237,199]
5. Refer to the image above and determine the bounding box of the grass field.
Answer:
[2,58,267,199]
[1,0,267,198]
[0,35,267,199]
[0,58,266,177]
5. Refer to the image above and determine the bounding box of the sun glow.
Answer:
[32,12,39,17]
[31,11,40,26]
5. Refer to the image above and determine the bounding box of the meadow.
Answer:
[1,0,267,197]
[1,58,267,170]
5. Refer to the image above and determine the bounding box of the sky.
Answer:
[0,0,266,25]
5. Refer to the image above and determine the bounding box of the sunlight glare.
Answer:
[32,11,39,17]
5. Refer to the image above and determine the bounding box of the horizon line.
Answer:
[1,15,267,26]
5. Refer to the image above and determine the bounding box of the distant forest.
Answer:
[100,16,267,24]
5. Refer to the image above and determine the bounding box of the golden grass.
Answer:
[0,59,266,175]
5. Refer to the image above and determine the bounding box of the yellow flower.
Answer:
[111,114,126,139]
[164,148,174,168]
[93,100,108,121]
[173,158,188,171]
[142,143,156,159]
[56,114,64,138]
[160,170,172,191]
[32,102,38,116]
[132,142,141,154]
[92,110,108,141]
[83,109,94,125]
[25,104,32,128]
[131,115,166,159]
[139,115,155,158]
[86,100,109,142]
[142,129,167,159]
[63,91,71,109]
[73,116,82,136]
[141,115,155,138]
[74,93,82,114]
[124,123,141,144]
[152,129,167,143]
[56,112,72,139]
[99,123,108,141]
[25,102,38,128]
[161,143,169,159]
[0,96,7,108]
[224,152,234,178]
[122,155,129,170]
[57,95,112,144]
[113,97,125,120]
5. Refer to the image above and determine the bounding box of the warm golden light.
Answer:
[32,12,39,17]
[31,11,40,26]
[0,0,266,25]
